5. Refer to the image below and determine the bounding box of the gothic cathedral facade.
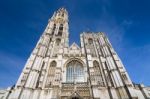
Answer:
[1,8,150,99]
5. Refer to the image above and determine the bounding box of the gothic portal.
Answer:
[1,8,150,99]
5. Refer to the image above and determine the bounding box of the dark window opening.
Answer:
[57,24,63,36]
[59,24,63,30]
[56,38,61,46]
[122,74,128,80]
[58,31,62,36]
[88,38,93,45]
[52,24,56,35]
[62,13,64,17]
[50,61,57,67]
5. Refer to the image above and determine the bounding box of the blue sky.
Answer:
[0,0,150,88]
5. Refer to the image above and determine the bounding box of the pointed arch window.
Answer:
[58,24,63,36]
[45,61,57,88]
[66,60,84,82]
[93,61,100,73]
[93,61,104,86]
[56,38,61,46]
[48,61,56,76]
[52,24,56,35]
[88,38,93,45]
[93,61,99,67]
[59,24,63,30]
[50,61,57,67]
[88,38,96,56]
[122,73,128,80]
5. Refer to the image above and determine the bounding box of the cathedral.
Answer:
[1,8,150,99]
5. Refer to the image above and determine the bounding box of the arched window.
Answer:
[88,38,96,57]
[50,61,56,67]
[93,61,100,74]
[88,38,93,45]
[66,60,84,82]
[52,24,56,35]
[45,61,57,88]
[93,61,104,86]
[58,24,63,36]
[93,61,99,67]
[59,24,63,29]
[56,38,61,46]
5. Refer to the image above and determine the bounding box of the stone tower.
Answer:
[1,8,150,99]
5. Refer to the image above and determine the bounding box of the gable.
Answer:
[69,42,80,50]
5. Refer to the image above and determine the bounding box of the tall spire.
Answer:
[51,7,68,22]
